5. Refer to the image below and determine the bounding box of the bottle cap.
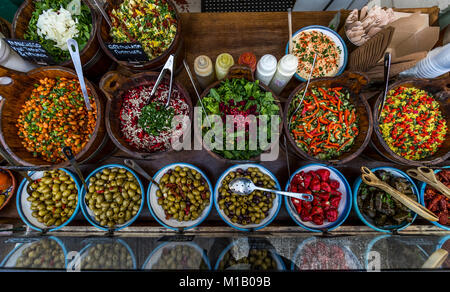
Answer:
[257,54,277,75]
[216,53,234,69]
[194,55,213,77]
[279,54,298,75]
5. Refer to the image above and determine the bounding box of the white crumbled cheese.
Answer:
[36,7,79,51]
[67,0,82,16]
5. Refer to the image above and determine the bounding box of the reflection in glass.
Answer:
[215,238,285,271]
[144,242,210,270]
[1,237,66,269]
[440,236,450,269]
[366,235,430,270]
[79,239,135,270]
[292,237,360,270]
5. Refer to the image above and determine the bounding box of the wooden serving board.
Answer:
[0,9,448,234]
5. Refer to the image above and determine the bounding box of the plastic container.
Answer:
[238,52,257,73]
[255,54,277,86]
[269,54,298,95]
[400,44,450,78]
[194,55,215,89]
[215,53,234,80]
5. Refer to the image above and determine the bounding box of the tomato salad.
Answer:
[288,168,343,225]
[289,87,359,160]
[119,82,189,152]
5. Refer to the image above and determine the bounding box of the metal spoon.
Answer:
[23,171,36,195]
[123,159,165,195]
[67,38,92,111]
[229,177,313,202]
[62,146,88,192]
[288,53,317,131]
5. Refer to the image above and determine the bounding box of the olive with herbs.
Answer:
[156,165,211,222]
[15,239,65,269]
[26,169,78,227]
[218,167,277,226]
[218,249,279,271]
[85,167,142,229]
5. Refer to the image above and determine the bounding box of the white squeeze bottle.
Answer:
[255,54,277,86]
[269,54,298,95]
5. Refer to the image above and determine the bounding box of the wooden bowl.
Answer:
[12,0,110,79]
[283,71,373,165]
[194,65,284,163]
[0,168,16,212]
[99,70,193,159]
[97,0,184,72]
[0,66,106,168]
[0,17,12,38]
[372,77,450,166]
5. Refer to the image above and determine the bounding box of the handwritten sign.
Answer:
[4,39,55,65]
[105,42,149,63]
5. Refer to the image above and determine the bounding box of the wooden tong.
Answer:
[421,249,448,269]
[407,167,450,200]
[360,166,439,222]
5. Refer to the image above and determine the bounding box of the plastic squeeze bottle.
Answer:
[194,55,215,89]
[269,54,298,95]
[255,54,277,86]
[215,53,234,80]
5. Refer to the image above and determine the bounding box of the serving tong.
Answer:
[360,166,438,222]
[147,54,175,108]
[407,167,450,200]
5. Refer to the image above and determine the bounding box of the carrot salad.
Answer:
[289,87,358,160]
[292,30,341,79]
[16,77,97,163]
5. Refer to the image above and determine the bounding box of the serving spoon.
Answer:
[229,177,313,202]
[406,167,450,200]
[123,159,165,196]
[360,166,438,222]
[61,146,88,193]
[67,38,92,111]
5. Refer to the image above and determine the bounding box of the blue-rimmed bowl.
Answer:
[215,239,286,271]
[80,164,145,232]
[0,236,67,269]
[17,169,81,232]
[286,25,348,82]
[143,241,211,270]
[285,164,352,232]
[419,166,450,231]
[353,167,419,233]
[74,238,137,270]
[147,163,213,231]
[291,236,361,270]
[214,164,282,232]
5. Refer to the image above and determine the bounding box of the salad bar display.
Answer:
[0,1,448,271]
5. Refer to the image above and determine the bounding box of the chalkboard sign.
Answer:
[4,39,55,65]
[105,42,149,63]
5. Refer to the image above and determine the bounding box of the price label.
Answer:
[4,39,55,65]
[105,42,149,63]
[158,235,194,242]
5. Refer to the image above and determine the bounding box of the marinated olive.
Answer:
[151,245,209,270]
[156,166,210,222]
[218,249,278,271]
[15,239,65,269]
[80,242,133,270]
[218,167,276,226]
[26,169,78,227]
[86,167,142,228]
